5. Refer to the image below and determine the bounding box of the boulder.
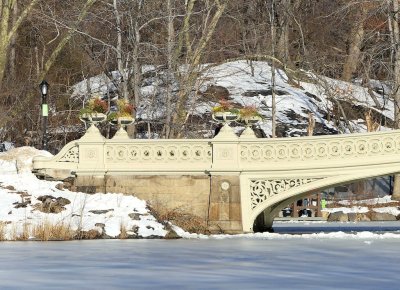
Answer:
[34,195,71,213]
[369,212,397,221]
[93,223,111,239]
[165,229,181,239]
[76,229,103,239]
[347,212,357,222]
[201,85,229,101]
[58,177,75,191]
[356,213,371,222]
[56,197,71,206]
[89,209,114,214]
[164,223,181,239]
[327,211,348,222]
[13,201,30,208]
[128,213,141,220]
[95,223,105,229]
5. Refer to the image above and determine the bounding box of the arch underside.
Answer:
[241,165,400,233]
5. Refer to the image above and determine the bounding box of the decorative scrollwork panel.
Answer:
[250,178,317,210]
[59,146,79,163]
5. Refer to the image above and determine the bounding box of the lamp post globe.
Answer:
[39,80,49,96]
[39,80,50,151]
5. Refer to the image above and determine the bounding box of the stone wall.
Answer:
[74,174,243,234]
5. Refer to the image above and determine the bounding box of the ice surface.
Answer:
[0,239,399,289]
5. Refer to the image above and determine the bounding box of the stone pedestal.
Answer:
[208,175,242,233]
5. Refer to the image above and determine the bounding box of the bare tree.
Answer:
[0,0,40,87]
[269,0,277,138]
[388,0,400,200]
[38,0,97,81]
[163,0,176,138]
[170,0,227,138]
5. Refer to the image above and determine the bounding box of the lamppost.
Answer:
[39,80,49,150]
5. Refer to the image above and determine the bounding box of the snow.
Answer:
[175,227,400,240]
[0,146,52,174]
[0,147,167,240]
[323,195,400,216]
[198,60,393,136]
[338,195,393,205]
[373,207,400,216]
[323,206,370,214]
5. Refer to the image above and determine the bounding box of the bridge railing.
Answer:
[103,138,213,174]
[32,124,400,179]
[33,126,214,178]
[238,129,400,172]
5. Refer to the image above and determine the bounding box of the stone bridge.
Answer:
[32,125,400,233]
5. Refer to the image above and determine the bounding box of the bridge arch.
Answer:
[240,165,400,233]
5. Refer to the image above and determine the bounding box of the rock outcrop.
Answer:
[327,211,398,222]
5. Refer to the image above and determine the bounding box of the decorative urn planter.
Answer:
[242,115,262,126]
[109,116,135,126]
[239,107,262,139]
[212,111,239,123]
[79,96,109,126]
[79,112,107,124]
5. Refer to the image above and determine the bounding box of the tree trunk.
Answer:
[270,0,277,138]
[342,4,367,82]
[113,0,128,100]
[164,0,175,138]
[275,0,290,63]
[127,3,142,139]
[175,0,196,61]
[0,0,40,87]
[0,44,7,88]
[389,0,400,200]
[9,1,18,80]
[307,113,315,136]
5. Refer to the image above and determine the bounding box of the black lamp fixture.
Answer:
[39,80,49,96]
[39,80,50,150]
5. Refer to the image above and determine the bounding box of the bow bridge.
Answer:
[33,125,400,233]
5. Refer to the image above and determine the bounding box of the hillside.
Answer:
[72,60,394,138]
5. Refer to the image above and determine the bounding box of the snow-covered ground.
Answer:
[322,195,400,216]
[0,147,167,240]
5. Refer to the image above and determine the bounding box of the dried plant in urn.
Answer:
[211,99,239,123]
[239,105,262,125]
[79,96,108,123]
[108,99,135,126]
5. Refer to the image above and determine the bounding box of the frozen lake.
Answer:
[0,222,400,290]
